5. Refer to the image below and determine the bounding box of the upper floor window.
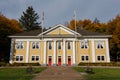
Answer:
[16,42,24,49]
[81,40,88,49]
[16,56,23,61]
[58,41,62,50]
[97,56,104,61]
[81,56,89,61]
[96,41,104,49]
[32,42,39,49]
[48,41,52,50]
[31,56,39,61]
[67,41,71,50]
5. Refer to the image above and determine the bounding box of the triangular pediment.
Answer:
[38,24,80,36]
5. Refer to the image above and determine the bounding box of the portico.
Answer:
[43,38,77,66]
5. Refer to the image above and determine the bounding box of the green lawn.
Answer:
[74,67,120,80]
[0,67,46,80]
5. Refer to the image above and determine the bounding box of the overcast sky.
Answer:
[0,0,120,28]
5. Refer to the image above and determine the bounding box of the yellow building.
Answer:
[9,24,112,66]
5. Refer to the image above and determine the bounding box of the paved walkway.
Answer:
[32,66,84,80]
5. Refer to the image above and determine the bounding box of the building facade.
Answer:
[9,24,111,66]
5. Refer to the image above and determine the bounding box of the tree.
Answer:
[0,14,23,62]
[106,15,120,61]
[19,6,41,31]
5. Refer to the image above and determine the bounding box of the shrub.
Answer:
[0,62,7,66]
[10,63,40,66]
[78,62,120,66]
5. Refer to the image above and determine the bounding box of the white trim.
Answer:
[44,38,76,41]
[57,41,62,50]
[38,24,80,36]
[16,41,24,49]
[91,39,95,62]
[26,41,29,63]
[31,55,40,61]
[16,39,41,41]
[9,39,14,64]
[32,41,40,49]
[73,41,76,64]
[15,55,24,62]
[53,40,56,64]
[96,55,105,61]
[63,40,66,64]
[106,39,110,62]
[44,40,47,64]
[80,55,89,61]
[83,35,112,38]
[47,27,74,35]
[48,41,52,50]
[95,40,104,49]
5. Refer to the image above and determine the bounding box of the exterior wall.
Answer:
[13,41,27,63]
[11,38,110,65]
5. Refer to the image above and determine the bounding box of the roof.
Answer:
[11,29,42,36]
[9,24,112,38]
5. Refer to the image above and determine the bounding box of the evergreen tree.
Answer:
[19,6,41,31]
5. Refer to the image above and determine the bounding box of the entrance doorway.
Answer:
[58,56,61,66]
[48,56,52,66]
[68,56,71,66]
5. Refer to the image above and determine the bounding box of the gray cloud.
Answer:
[0,0,120,28]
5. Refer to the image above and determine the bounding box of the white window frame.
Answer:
[16,42,24,49]
[58,41,62,50]
[32,42,39,49]
[81,55,89,61]
[97,55,105,61]
[80,40,88,49]
[48,41,52,50]
[67,41,71,50]
[31,55,40,61]
[96,41,104,49]
[15,55,23,61]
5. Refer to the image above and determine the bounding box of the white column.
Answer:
[43,40,47,65]
[106,39,110,62]
[53,40,56,65]
[73,40,76,65]
[9,39,14,64]
[26,41,30,63]
[63,40,66,65]
[91,39,95,62]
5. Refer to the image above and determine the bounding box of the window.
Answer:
[16,42,24,49]
[31,56,39,61]
[16,56,23,61]
[81,56,89,61]
[97,56,104,61]
[81,40,88,49]
[58,41,62,50]
[32,42,39,49]
[96,41,104,49]
[48,41,52,50]
[68,41,71,50]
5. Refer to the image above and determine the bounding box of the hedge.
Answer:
[78,62,120,66]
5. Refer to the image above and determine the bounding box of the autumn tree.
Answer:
[106,15,120,61]
[67,17,119,61]
[0,14,23,62]
[19,6,41,31]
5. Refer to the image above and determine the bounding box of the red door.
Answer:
[58,56,61,66]
[48,56,52,66]
[68,56,71,66]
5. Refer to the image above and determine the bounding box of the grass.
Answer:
[74,67,120,80]
[0,67,46,80]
